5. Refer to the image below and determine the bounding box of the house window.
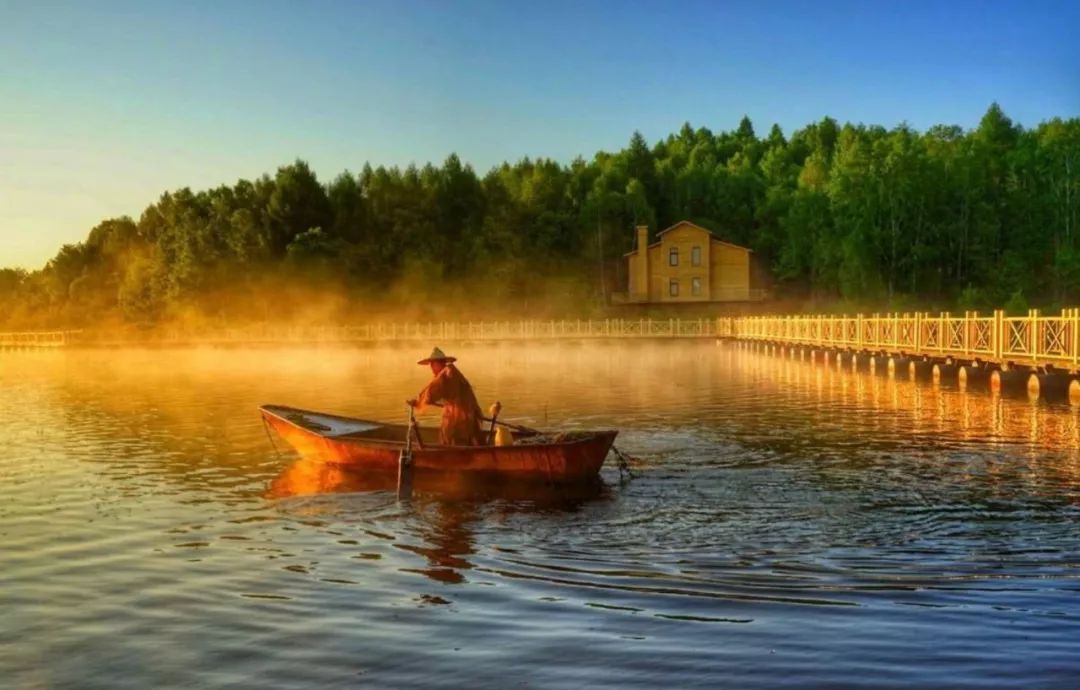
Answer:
[691,246,702,267]
[692,277,702,296]
[669,279,679,297]
[669,247,679,266]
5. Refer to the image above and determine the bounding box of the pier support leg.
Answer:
[1027,372,1071,401]
[909,358,934,380]
[958,363,989,390]
[932,362,958,385]
[887,356,900,377]
[990,367,1029,396]
[869,354,888,375]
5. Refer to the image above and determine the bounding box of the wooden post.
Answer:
[938,312,945,354]
[1030,309,1040,365]
[1073,308,1079,369]
[963,311,970,355]
[914,312,922,355]
[993,309,1003,361]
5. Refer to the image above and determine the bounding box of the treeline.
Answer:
[1,103,1078,329]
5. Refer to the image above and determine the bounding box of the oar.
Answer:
[483,415,540,435]
[416,400,538,434]
[397,402,419,500]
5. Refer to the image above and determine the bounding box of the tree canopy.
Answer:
[2,104,1078,329]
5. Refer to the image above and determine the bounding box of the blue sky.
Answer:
[1,0,1077,268]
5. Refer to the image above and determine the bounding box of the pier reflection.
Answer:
[736,346,1080,485]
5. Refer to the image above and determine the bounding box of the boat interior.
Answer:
[264,405,535,447]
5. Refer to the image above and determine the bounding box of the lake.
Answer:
[2,342,1078,688]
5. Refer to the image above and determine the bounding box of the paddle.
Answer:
[397,402,419,500]
[408,399,534,434]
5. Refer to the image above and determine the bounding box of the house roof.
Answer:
[623,220,753,256]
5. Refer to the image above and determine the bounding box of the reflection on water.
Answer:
[269,457,608,503]
[2,343,1079,689]
[269,460,610,587]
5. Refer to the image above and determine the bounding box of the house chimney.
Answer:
[632,225,650,301]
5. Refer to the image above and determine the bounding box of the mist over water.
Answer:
[2,342,1078,688]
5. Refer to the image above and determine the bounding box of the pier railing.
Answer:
[148,318,721,343]
[730,309,1080,369]
[9,310,1080,369]
[0,330,80,348]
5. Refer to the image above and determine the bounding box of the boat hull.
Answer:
[260,405,616,482]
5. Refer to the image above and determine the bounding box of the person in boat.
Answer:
[408,347,484,446]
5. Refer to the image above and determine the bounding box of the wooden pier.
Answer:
[9,320,724,348]
[0,331,80,349]
[722,309,1080,401]
[723,310,1080,369]
[9,309,1080,399]
[118,319,723,345]
[6,310,1080,367]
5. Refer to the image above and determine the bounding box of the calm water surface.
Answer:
[2,343,1078,688]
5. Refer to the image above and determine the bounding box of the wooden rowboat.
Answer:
[260,404,617,483]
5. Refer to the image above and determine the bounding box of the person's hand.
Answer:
[406,398,418,408]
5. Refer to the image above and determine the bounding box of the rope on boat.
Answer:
[262,415,283,462]
[611,446,638,482]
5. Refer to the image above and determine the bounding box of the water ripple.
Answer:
[2,344,1079,688]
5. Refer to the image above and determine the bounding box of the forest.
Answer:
[1,103,1078,330]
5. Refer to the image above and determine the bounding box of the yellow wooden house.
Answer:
[621,221,761,303]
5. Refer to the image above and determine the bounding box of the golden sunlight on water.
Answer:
[1,342,1078,688]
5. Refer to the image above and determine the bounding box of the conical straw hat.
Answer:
[417,346,457,365]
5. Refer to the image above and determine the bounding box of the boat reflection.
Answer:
[267,458,611,503]
[397,501,478,585]
[267,458,611,585]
